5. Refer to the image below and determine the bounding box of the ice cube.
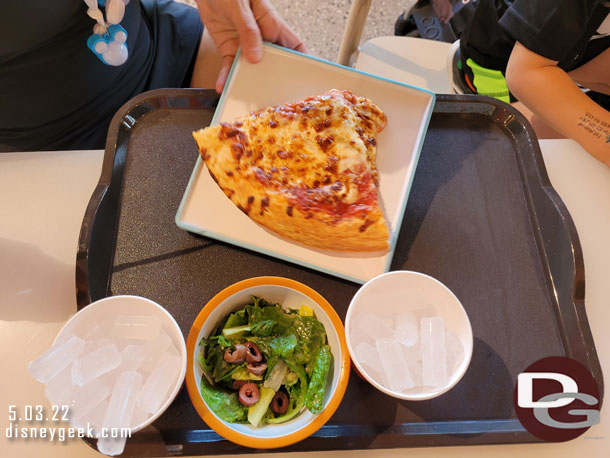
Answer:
[66,378,110,420]
[407,359,423,388]
[394,311,418,347]
[401,342,421,363]
[413,305,437,322]
[110,315,162,341]
[84,338,114,353]
[375,338,415,392]
[97,436,127,456]
[99,334,172,389]
[136,353,182,414]
[356,313,394,342]
[353,342,383,374]
[121,331,172,371]
[102,370,142,436]
[73,399,108,438]
[45,365,74,405]
[28,336,85,383]
[72,344,121,386]
[349,322,372,347]
[445,330,465,376]
[421,317,447,387]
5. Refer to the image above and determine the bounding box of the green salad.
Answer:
[198,296,332,427]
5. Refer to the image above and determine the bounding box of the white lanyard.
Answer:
[84,0,130,66]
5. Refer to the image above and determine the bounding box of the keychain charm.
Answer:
[87,24,128,66]
[85,0,129,66]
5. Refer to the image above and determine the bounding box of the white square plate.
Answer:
[176,44,435,284]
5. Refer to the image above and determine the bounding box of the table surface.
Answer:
[1,45,610,457]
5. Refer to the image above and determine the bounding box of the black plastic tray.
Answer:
[76,89,603,456]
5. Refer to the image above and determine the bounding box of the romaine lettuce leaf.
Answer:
[223,309,247,329]
[250,335,297,360]
[291,316,326,365]
[200,376,247,422]
[305,346,332,414]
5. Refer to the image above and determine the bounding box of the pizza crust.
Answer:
[192,89,389,252]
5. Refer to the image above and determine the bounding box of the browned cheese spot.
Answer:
[247,195,255,205]
[286,205,293,217]
[253,167,271,185]
[357,112,373,129]
[219,123,241,140]
[269,118,278,128]
[226,170,234,177]
[359,219,375,232]
[313,119,332,132]
[324,155,339,173]
[313,180,320,188]
[260,196,270,215]
[231,142,244,161]
[316,135,335,153]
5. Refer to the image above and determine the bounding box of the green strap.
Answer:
[466,58,511,104]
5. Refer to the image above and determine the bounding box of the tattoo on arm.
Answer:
[577,112,610,144]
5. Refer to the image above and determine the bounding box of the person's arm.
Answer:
[506,41,610,166]
[568,47,610,96]
[195,0,306,93]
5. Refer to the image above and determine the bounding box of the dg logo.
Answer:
[513,356,601,442]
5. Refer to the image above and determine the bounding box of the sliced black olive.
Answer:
[238,382,260,406]
[247,361,268,376]
[245,341,263,363]
[224,344,247,364]
[271,391,289,414]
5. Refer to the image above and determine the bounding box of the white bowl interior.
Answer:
[193,284,342,439]
[53,295,187,433]
[345,271,473,400]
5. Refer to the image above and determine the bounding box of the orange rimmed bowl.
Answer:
[185,276,350,449]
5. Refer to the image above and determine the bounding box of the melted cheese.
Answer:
[204,89,386,219]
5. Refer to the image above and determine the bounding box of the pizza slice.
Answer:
[192,89,389,252]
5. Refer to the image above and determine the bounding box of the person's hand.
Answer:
[196,0,307,93]
[431,0,454,24]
